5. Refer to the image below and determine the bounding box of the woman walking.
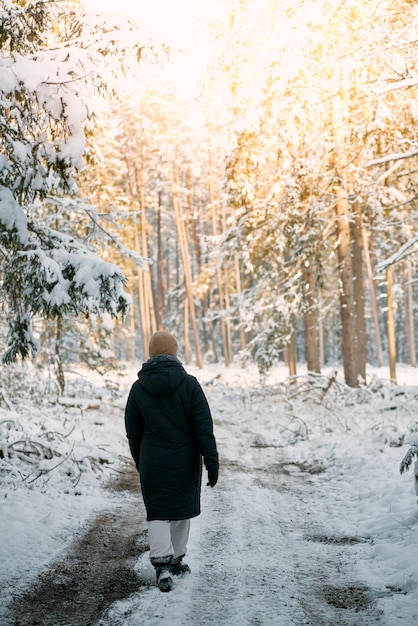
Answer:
[125,331,219,592]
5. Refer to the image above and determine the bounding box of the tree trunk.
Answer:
[208,152,230,366]
[170,161,203,368]
[208,320,219,362]
[332,83,359,387]
[222,205,233,364]
[403,259,417,367]
[55,316,65,395]
[186,168,202,273]
[139,170,157,338]
[126,292,136,361]
[124,157,148,360]
[362,226,383,367]
[223,266,233,364]
[130,300,136,361]
[184,297,190,364]
[234,254,247,367]
[302,259,320,373]
[386,266,397,383]
[156,191,164,329]
[287,318,297,379]
[319,316,325,368]
[133,222,148,361]
[351,202,366,380]
[335,187,359,387]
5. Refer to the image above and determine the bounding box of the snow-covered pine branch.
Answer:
[1,198,129,362]
[400,435,418,508]
[0,0,154,362]
[375,75,418,95]
[400,435,418,475]
[365,148,418,167]
[375,235,418,273]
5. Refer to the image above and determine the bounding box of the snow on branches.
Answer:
[399,444,418,475]
[0,1,148,362]
[400,434,418,475]
[0,363,118,490]
[400,435,418,507]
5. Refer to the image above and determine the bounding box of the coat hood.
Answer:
[138,355,187,397]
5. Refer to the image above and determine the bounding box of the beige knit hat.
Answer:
[148,330,178,357]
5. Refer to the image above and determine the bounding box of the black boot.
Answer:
[171,554,191,576]
[151,556,173,592]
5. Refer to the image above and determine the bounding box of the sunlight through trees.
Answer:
[1,0,417,388]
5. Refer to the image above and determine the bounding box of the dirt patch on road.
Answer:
[306,533,371,545]
[8,462,149,626]
[322,584,373,610]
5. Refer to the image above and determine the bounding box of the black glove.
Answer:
[207,467,218,488]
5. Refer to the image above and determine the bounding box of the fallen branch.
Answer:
[24,444,75,485]
[8,439,55,460]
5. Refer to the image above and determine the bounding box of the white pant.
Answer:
[148,519,191,560]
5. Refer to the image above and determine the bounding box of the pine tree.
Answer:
[0,1,148,364]
[218,0,418,380]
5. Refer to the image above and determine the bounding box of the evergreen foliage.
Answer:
[1,0,417,380]
[0,0,149,365]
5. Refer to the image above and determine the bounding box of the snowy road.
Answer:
[3,363,417,625]
[100,463,382,626]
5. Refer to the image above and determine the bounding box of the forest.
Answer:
[1,0,418,390]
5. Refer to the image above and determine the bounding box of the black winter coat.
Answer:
[124,356,219,521]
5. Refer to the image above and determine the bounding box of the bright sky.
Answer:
[82,0,221,53]
[82,0,226,100]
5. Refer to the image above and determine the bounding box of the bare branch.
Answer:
[375,76,418,95]
[375,235,418,273]
[365,148,418,167]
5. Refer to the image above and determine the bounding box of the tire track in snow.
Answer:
[184,469,310,625]
[99,463,383,626]
[272,475,385,626]
[101,468,310,625]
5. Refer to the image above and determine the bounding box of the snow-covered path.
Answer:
[188,471,307,626]
[101,477,300,624]
[1,363,418,625]
[100,463,381,626]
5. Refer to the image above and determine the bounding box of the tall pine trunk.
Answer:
[234,254,247,366]
[302,259,320,373]
[139,169,157,340]
[386,266,397,383]
[55,316,65,395]
[156,191,164,330]
[332,85,358,387]
[403,259,417,367]
[209,162,230,366]
[362,226,383,367]
[287,317,297,379]
[170,161,203,368]
[133,221,148,360]
[351,202,366,381]
[335,187,358,387]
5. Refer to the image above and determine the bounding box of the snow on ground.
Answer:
[0,360,418,625]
